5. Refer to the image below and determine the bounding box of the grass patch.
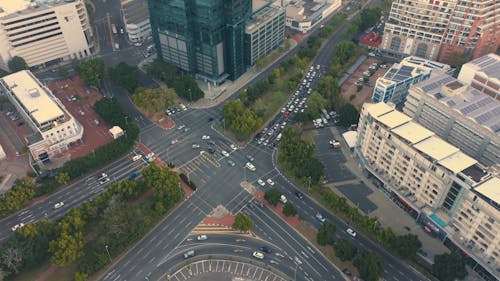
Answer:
[12,261,77,281]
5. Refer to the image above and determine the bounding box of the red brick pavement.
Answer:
[255,191,300,228]
[203,213,235,228]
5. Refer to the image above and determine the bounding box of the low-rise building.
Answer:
[245,1,286,66]
[404,73,499,167]
[372,56,451,105]
[284,0,341,33]
[457,53,500,101]
[355,102,499,279]
[121,0,151,43]
[0,70,83,163]
[0,0,93,70]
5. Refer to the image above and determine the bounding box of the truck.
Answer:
[111,23,117,35]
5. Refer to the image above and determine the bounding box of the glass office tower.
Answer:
[149,0,251,83]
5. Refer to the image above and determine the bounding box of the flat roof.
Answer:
[1,70,64,125]
[465,53,500,81]
[252,0,269,13]
[365,102,394,118]
[121,0,149,25]
[413,136,460,161]
[438,152,477,174]
[392,121,435,144]
[375,110,411,129]
[0,0,68,18]
[342,131,358,149]
[474,177,500,205]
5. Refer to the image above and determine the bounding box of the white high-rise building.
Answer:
[121,0,151,43]
[0,0,93,70]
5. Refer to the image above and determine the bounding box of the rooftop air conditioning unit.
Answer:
[28,88,40,97]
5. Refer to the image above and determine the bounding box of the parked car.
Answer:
[246,155,255,162]
[11,223,25,232]
[221,150,229,157]
[227,159,236,167]
[266,179,275,186]
[257,179,265,186]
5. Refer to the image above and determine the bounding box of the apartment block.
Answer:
[404,73,499,167]
[0,0,93,70]
[121,0,151,43]
[458,53,500,100]
[381,0,500,64]
[372,56,451,104]
[0,70,84,163]
[355,102,499,279]
[245,1,286,66]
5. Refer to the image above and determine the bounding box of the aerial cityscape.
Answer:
[0,0,498,281]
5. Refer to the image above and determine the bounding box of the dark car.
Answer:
[295,191,304,199]
[208,117,214,122]
[260,246,272,253]
[342,268,352,276]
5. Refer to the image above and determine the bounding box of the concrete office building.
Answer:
[355,102,499,279]
[0,70,84,163]
[0,0,93,70]
[372,56,451,104]
[458,53,500,101]
[148,0,252,84]
[381,0,500,64]
[245,0,286,66]
[284,0,341,33]
[121,0,151,43]
[404,73,500,167]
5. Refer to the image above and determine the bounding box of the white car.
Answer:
[11,223,25,232]
[245,162,256,172]
[192,144,200,149]
[178,125,185,130]
[54,202,65,209]
[257,179,265,186]
[346,228,357,237]
[171,139,179,145]
[99,177,110,184]
[252,251,264,260]
[196,234,208,241]
[266,179,275,186]
[221,150,229,157]
[230,144,238,150]
[202,135,210,140]
[315,213,326,223]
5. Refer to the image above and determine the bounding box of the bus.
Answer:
[111,23,117,35]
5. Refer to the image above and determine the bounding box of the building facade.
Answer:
[245,2,285,66]
[0,0,93,70]
[381,0,500,64]
[148,0,252,84]
[0,70,84,163]
[121,0,151,43]
[372,56,451,104]
[404,73,500,167]
[355,102,499,279]
[458,53,500,101]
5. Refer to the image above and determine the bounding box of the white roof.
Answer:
[438,152,477,174]
[414,136,460,161]
[474,177,500,204]
[375,110,412,129]
[342,131,357,149]
[365,102,394,118]
[392,122,435,144]
[109,126,123,135]
[2,70,64,126]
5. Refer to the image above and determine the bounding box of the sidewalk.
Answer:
[328,126,449,260]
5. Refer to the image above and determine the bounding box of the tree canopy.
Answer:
[221,99,263,140]
[432,253,468,281]
[316,222,336,246]
[305,91,328,120]
[338,103,360,127]
[108,62,141,93]
[264,188,281,206]
[131,87,177,115]
[334,238,357,261]
[144,59,179,82]
[169,76,204,101]
[392,234,421,259]
[353,251,385,281]
[232,213,253,232]
[282,202,297,217]
[77,58,105,88]
[8,56,28,72]
[359,7,382,31]
[333,41,356,65]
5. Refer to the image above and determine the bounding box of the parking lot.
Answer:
[45,76,114,161]
[341,58,391,107]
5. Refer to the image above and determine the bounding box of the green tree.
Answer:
[8,56,28,72]
[221,99,262,140]
[353,251,385,281]
[232,213,253,233]
[432,253,468,281]
[316,222,336,246]
[264,188,281,206]
[392,234,421,259]
[338,103,359,127]
[58,66,69,78]
[78,58,105,88]
[334,41,356,65]
[108,62,141,93]
[169,76,204,101]
[55,172,70,185]
[49,210,85,266]
[359,7,382,30]
[0,68,9,78]
[282,202,297,217]
[305,91,328,119]
[144,59,179,82]
[131,87,177,114]
[334,238,358,261]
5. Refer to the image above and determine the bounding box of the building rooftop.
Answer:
[474,177,500,205]
[1,70,64,126]
[392,121,435,144]
[438,151,477,174]
[247,2,284,33]
[0,0,70,18]
[121,0,149,25]
[415,73,500,135]
[375,110,412,129]
[364,102,394,118]
[253,0,269,13]
[414,136,460,161]
[463,53,500,81]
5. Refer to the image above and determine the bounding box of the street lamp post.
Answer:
[105,245,112,263]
